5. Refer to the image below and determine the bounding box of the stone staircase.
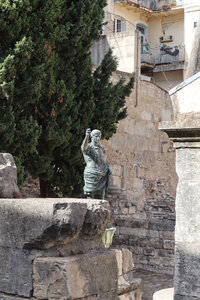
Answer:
[115,248,142,300]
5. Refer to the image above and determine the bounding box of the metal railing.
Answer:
[114,0,178,10]
[114,0,151,9]
[157,0,177,9]
[141,46,185,66]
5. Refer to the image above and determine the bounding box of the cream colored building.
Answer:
[96,0,200,91]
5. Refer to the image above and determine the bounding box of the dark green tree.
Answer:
[0,0,134,197]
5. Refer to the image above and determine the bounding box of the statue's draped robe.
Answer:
[82,143,110,194]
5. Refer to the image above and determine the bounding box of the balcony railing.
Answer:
[141,46,185,66]
[156,0,177,9]
[114,0,151,9]
[114,0,178,10]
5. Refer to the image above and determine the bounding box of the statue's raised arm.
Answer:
[81,128,91,153]
[81,128,112,200]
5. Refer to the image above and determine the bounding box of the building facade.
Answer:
[92,0,200,91]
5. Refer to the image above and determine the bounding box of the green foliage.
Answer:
[0,0,134,197]
[92,49,134,139]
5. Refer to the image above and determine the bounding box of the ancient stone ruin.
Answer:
[0,195,141,299]
[0,153,19,198]
[159,72,200,299]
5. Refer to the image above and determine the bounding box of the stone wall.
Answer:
[103,72,178,274]
[0,198,141,300]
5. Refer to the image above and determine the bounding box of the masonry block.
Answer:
[0,198,110,298]
[33,251,118,300]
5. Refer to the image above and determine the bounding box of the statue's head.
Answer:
[91,129,101,145]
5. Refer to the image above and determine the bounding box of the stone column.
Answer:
[159,73,200,300]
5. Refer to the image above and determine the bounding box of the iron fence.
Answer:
[141,45,185,66]
[114,0,178,9]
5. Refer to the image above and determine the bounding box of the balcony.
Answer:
[156,0,177,10]
[141,46,185,70]
[114,0,178,10]
[114,0,152,9]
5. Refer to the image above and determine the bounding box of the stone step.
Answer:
[118,276,141,295]
[118,289,141,300]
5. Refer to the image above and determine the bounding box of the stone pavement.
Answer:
[133,269,173,300]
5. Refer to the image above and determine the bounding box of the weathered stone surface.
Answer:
[0,153,19,198]
[173,148,200,299]
[115,218,148,229]
[103,73,177,274]
[160,75,200,299]
[115,249,123,276]
[81,291,117,299]
[174,295,198,300]
[174,295,191,300]
[169,73,200,120]
[118,277,141,296]
[109,184,175,274]
[0,294,32,300]
[175,181,200,244]
[114,248,141,300]
[118,289,141,300]
[148,219,175,232]
[0,291,118,300]
[0,199,110,298]
[121,248,134,275]
[0,247,32,297]
[33,250,118,300]
[163,240,174,250]
[81,201,110,237]
[174,244,200,298]
[0,199,109,250]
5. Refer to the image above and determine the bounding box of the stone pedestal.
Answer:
[159,72,200,300]
[0,198,141,300]
[160,121,200,299]
[0,198,111,299]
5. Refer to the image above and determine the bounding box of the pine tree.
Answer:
[0,0,134,197]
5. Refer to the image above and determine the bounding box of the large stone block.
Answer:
[33,250,118,299]
[115,217,148,229]
[121,248,134,275]
[174,244,200,298]
[0,199,110,297]
[134,121,146,137]
[118,277,141,295]
[176,148,200,180]
[148,219,175,232]
[0,153,19,198]
[0,247,32,297]
[174,295,198,300]
[0,199,110,250]
[118,290,141,300]
[175,181,200,244]
[124,134,136,149]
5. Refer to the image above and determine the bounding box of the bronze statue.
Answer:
[81,128,111,199]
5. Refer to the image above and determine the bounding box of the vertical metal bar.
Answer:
[135,29,139,107]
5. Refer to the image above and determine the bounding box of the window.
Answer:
[113,18,126,33]
[137,24,148,54]
[137,26,145,35]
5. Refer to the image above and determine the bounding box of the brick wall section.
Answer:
[102,72,178,274]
